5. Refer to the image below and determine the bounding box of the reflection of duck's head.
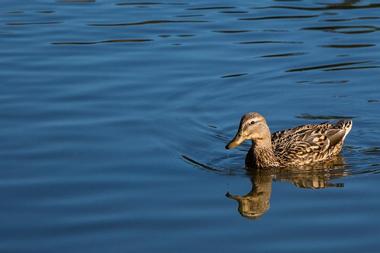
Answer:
[226,191,270,220]
[226,170,272,219]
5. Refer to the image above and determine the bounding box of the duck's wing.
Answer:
[271,122,332,147]
[273,120,352,165]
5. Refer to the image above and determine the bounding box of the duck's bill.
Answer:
[225,192,242,200]
[225,134,245,149]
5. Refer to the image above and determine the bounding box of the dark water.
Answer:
[1,0,380,252]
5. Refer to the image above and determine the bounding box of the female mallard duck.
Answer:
[225,112,352,168]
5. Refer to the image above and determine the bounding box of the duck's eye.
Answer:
[250,121,255,125]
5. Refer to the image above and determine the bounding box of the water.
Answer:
[1,0,380,252]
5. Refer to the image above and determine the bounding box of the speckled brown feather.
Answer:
[271,120,352,166]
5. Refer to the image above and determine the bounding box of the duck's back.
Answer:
[271,120,352,166]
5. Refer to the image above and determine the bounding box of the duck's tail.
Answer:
[335,119,352,141]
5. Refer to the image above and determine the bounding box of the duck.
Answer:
[225,112,352,168]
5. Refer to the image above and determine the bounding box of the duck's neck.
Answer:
[251,138,280,168]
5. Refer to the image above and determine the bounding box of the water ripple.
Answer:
[89,19,207,27]
[7,21,62,26]
[240,15,318,21]
[214,30,251,34]
[303,25,379,34]
[257,3,380,11]
[261,52,305,58]
[221,73,248,78]
[286,61,370,72]
[239,40,303,44]
[51,39,153,45]
[2,0,380,251]
[362,147,380,156]
[187,6,235,11]
[322,44,375,48]
[325,66,380,71]
[116,2,162,6]
[324,17,380,22]
[296,114,355,120]
[220,10,248,14]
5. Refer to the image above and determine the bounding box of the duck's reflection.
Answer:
[226,169,272,219]
[227,156,348,219]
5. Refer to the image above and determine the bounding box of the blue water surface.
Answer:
[1,0,380,252]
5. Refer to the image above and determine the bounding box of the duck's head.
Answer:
[225,112,271,149]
